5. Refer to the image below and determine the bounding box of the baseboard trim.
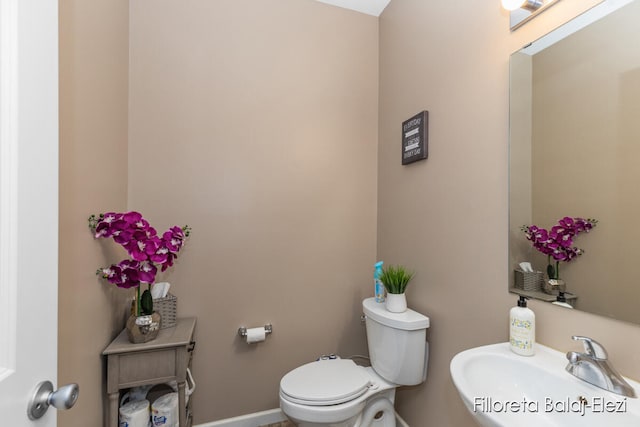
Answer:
[194,408,410,427]
[194,408,286,427]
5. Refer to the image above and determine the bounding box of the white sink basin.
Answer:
[450,342,640,427]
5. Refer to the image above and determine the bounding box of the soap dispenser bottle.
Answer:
[510,296,535,356]
[552,291,573,309]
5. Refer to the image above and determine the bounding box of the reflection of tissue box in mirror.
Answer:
[154,293,177,330]
[514,269,544,292]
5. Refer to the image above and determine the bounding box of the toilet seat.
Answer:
[280,359,372,406]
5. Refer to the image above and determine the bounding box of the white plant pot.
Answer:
[385,293,407,313]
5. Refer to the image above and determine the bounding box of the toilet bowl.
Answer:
[279,298,430,427]
[279,359,396,427]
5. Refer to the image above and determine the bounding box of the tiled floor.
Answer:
[260,421,295,427]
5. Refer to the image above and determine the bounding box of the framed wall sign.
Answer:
[402,111,428,165]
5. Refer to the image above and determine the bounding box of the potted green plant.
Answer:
[379,265,414,313]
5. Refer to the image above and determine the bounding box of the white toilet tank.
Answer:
[362,297,430,386]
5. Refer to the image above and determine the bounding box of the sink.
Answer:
[450,342,640,427]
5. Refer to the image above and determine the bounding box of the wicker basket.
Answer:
[514,269,544,292]
[154,293,177,329]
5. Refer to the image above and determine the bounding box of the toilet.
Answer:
[279,297,430,427]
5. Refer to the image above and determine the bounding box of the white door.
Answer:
[0,0,60,425]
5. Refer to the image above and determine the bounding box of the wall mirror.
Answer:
[509,0,640,324]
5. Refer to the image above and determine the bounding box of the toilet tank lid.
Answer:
[363,297,430,330]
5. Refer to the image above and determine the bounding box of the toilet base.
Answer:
[356,396,396,427]
[282,390,396,427]
[285,397,396,427]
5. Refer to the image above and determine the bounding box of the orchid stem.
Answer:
[136,286,141,317]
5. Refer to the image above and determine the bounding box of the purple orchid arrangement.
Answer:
[88,211,191,316]
[521,216,597,280]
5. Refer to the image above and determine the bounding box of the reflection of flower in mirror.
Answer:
[521,217,597,279]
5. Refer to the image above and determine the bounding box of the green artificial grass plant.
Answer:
[379,265,415,294]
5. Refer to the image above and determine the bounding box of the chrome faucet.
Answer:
[566,335,637,398]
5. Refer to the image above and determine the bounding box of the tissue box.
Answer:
[154,293,177,330]
[514,269,544,292]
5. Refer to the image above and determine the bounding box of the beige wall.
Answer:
[378,0,640,426]
[508,52,533,280]
[58,1,130,426]
[531,2,640,322]
[58,0,640,425]
[127,0,378,422]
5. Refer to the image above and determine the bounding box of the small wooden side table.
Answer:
[103,317,196,427]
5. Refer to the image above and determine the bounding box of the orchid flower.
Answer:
[88,212,192,300]
[521,217,597,280]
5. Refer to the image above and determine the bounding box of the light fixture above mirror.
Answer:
[502,0,561,31]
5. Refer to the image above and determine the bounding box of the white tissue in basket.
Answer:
[151,282,170,299]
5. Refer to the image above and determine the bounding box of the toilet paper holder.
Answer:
[238,324,272,338]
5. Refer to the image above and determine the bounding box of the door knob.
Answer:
[27,381,79,420]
